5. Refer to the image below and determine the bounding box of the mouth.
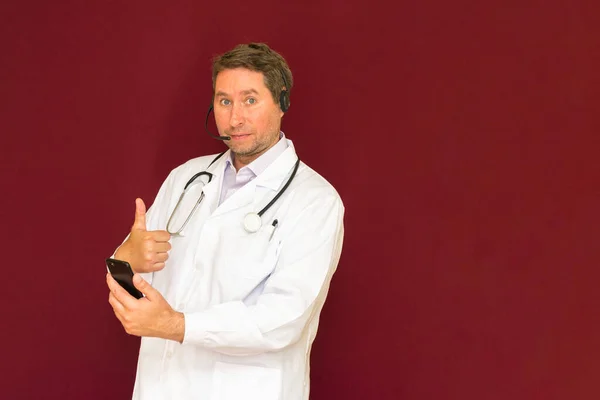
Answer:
[229,133,251,140]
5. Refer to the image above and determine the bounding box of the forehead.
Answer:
[214,68,268,94]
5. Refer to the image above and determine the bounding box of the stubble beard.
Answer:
[225,125,281,160]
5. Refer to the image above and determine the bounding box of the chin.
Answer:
[227,143,254,156]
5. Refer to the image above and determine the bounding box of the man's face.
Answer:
[213,68,284,167]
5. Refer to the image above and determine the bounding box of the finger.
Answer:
[138,260,165,272]
[106,272,117,290]
[153,253,169,263]
[111,308,124,324]
[106,273,123,295]
[152,242,172,254]
[150,262,166,271]
[108,291,126,316]
[132,198,147,231]
[151,230,171,242]
[147,253,168,265]
[132,274,160,301]
[108,293,130,331]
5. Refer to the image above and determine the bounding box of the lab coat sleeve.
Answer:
[182,191,345,355]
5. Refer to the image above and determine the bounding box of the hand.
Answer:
[114,198,171,273]
[107,273,184,343]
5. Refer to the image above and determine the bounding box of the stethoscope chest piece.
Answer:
[243,212,262,233]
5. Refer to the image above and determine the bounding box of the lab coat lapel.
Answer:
[212,142,299,218]
[213,182,255,216]
[259,144,297,184]
[199,177,221,214]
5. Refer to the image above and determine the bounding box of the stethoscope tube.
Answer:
[166,152,225,236]
[242,157,300,233]
[258,157,300,218]
[167,152,300,235]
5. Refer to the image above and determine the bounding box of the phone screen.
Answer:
[105,258,144,299]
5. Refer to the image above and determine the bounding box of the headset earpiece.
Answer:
[279,70,291,112]
[279,89,290,112]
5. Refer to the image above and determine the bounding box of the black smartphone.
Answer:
[105,258,144,299]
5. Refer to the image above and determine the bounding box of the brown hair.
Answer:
[212,43,293,108]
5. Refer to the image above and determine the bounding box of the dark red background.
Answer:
[1,1,599,399]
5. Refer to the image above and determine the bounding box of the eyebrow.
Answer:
[214,88,260,97]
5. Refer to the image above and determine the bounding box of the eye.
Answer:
[219,99,231,106]
[246,97,257,105]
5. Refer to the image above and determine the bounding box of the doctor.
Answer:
[106,42,344,400]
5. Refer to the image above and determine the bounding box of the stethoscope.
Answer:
[166,151,300,236]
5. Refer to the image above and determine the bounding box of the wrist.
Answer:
[114,242,139,273]
[113,243,130,263]
[167,311,185,343]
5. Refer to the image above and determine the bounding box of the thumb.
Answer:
[132,274,157,300]
[132,198,147,231]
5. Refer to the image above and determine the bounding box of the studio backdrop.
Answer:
[1,1,598,399]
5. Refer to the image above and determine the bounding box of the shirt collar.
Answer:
[224,132,288,176]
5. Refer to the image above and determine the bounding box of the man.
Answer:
[106,42,345,400]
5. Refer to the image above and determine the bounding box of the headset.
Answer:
[249,42,290,113]
[278,70,291,112]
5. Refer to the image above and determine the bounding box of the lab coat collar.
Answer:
[206,139,299,217]
[252,140,298,190]
[223,132,288,179]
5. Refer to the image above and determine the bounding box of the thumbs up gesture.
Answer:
[114,198,172,273]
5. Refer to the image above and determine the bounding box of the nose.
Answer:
[229,102,244,127]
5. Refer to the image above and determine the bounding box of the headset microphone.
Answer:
[205,105,230,140]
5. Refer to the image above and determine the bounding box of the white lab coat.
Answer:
[129,140,344,400]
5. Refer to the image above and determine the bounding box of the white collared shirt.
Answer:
[219,132,288,205]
